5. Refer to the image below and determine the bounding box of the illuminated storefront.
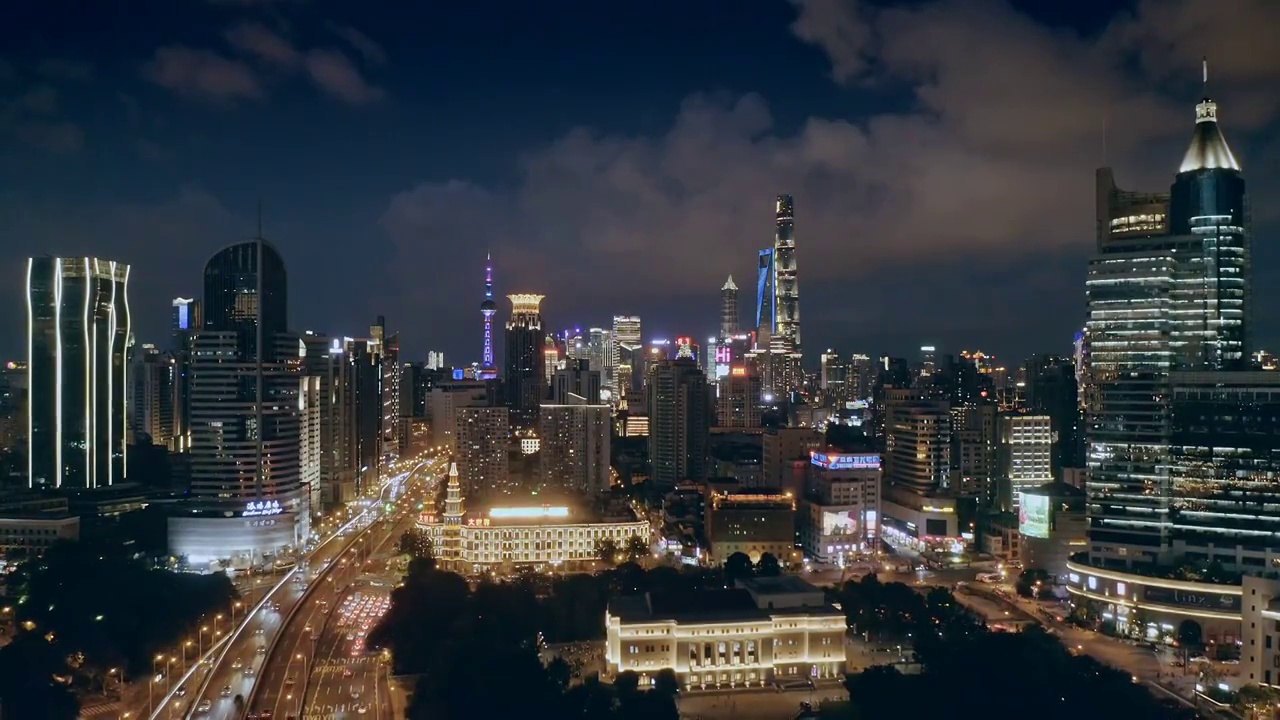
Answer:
[1063,560,1245,643]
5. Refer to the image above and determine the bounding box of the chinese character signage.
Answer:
[243,499,284,517]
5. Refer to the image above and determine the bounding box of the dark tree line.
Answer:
[839,575,1196,720]
[0,540,239,718]
[368,558,680,719]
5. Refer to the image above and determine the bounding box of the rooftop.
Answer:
[736,575,822,596]
[1179,98,1240,173]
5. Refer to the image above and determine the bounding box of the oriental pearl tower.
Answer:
[479,253,498,379]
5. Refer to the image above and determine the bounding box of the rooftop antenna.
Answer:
[1102,114,1108,166]
[1202,56,1208,93]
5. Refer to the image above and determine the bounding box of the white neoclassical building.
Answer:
[605,576,846,690]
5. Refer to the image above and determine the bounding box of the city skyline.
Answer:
[3,1,1280,366]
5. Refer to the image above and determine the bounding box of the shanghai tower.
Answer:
[772,194,801,352]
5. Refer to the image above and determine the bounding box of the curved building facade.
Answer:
[26,257,132,489]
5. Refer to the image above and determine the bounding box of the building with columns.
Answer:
[605,575,845,690]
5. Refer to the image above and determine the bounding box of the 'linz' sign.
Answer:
[1141,586,1240,613]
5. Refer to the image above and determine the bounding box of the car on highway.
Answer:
[245,666,257,677]
[342,668,354,678]
[255,628,264,635]
[285,676,295,686]
[232,658,243,669]
[221,685,233,697]
[175,685,188,696]
[257,645,267,654]
[196,699,213,713]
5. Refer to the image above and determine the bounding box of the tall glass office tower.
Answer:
[26,257,131,488]
[1085,88,1251,568]
[772,194,801,352]
[175,239,306,565]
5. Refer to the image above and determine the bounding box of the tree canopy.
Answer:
[0,541,239,718]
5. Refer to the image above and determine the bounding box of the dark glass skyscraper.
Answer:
[647,356,710,487]
[755,248,774,338]
[201,240,287,361]
[26,256,131,488]
[1085,88,1252,568]
[504,294,546,429]
[177,239,306,565]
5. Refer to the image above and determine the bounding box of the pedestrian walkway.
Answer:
[77,697,120,718]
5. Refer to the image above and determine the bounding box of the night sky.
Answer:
[3,0,1278,367]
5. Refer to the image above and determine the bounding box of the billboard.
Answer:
[810,452,881,470]
[1019,493,1051,539]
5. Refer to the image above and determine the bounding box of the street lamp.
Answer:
[149,653,163,714]
[199,625,211,656]
[182,640,193,673]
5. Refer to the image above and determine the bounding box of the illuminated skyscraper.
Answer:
[26,256,132,488]
[479,253,498,379]
[611,315,642,396]
[1085,76,1254,568]
[720,275,739,338]
[170,297,200,452]
[772,195,801,352]
[176,238,307,565]
[505,294,546,429]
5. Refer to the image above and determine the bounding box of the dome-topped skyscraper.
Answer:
[1170,63,1249,370]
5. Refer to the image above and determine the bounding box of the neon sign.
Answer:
[716,346,733,363]
[810,453,881,470]
[731,367,747,377]
[244,499,283,517]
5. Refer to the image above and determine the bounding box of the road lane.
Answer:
[253,460,440,720]
[151,453,444,720]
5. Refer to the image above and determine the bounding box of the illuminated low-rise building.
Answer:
[705,490,796,565]
[418,461,647,573]
[800,452,880,565]
[605,576,845,690]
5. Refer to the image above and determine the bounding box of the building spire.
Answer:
[256,199,264,240]
[479,254,497,377]
[1180,56,1240,173]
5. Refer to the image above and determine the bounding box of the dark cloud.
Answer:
[13,121,83,154]
[2,77,83,154]
[225,22,302,69]
[304,49,383,105]
[329,24,388,66]
[377,0,1280,361]
[35,59,93,83]
[143,47,264,104]
[218,22,383,105]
